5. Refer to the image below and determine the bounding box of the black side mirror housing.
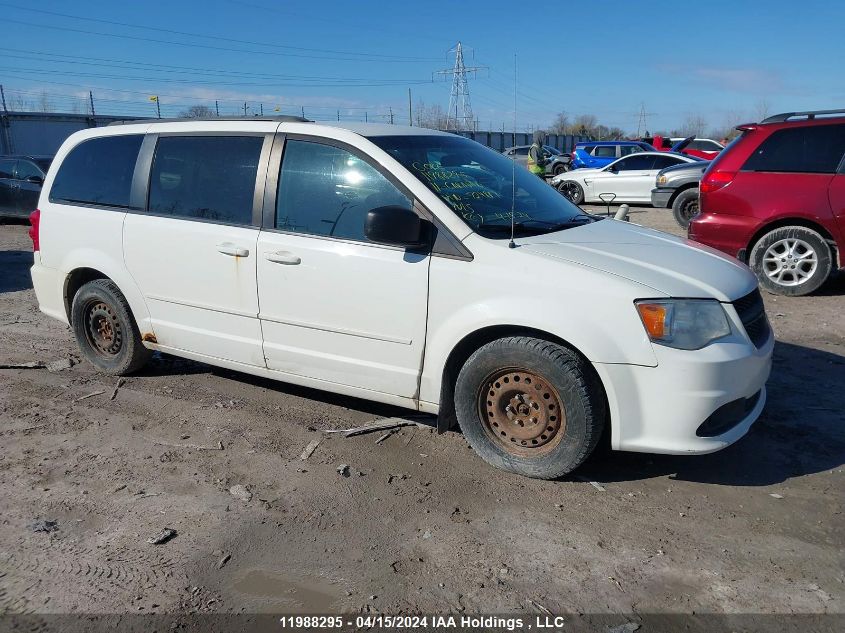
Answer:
[365,206,430,248]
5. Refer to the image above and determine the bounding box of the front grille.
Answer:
[732,289,771,348]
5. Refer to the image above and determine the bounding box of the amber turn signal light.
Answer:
[636,303,669,340]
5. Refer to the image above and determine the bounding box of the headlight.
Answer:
[635,299,730,350]
[656,175,668,185]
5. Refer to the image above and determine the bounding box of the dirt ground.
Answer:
[0,207,843,629]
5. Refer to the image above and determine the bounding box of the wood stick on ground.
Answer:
[109,378,125,401]
[150,439,224,451]
[75,390,105,402]
[0,361,46,369]
[322,418,426,438]
[299,438,322,460]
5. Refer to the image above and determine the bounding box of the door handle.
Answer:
[265,250,301,265]
[216,243,250,257]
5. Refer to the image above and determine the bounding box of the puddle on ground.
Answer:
[233,568,343,612]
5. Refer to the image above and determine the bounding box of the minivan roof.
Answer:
[574,140,646,146]
[106,117,455,138]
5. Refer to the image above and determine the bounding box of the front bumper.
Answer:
[593,309,773,454]
[650,187,674,208]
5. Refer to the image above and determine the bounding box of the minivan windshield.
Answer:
[370,135,596,238]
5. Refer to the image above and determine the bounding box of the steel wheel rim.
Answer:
[557,181,580,202]
[84,300,123,357]
[761,238,818,287]
[478,368,566,457]
[681,198,699,222]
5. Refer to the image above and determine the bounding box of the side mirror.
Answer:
[25,175,44,185]
[606,166,617,173]
[365,206,430,248]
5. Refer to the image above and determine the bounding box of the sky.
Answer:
[1,0,843,134]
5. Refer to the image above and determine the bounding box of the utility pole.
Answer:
[365,111,368,122]
[408,88,413,126]
[434,42,487,131]
[156,98,161,119]
[1,84,8,113]
[337,109,340,121]
[215,100,219,116]
[301,106,305,118]
[88,91,95,116]
[260,103,264,116]
[243,102,248,116]
[636,102,655,139]
[389,106,394,125]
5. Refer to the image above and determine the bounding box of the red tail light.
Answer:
[29,209,40,251]
[700,171,736,194]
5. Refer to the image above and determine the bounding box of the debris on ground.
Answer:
[606,622,641,633]
[769,493,784,499]
[375,428,399,444]
[28,519,58,533]
[152,438,224,451]
[75,390,105,402]
[229,484,252,502]
[322,417,427,437]
[526,598,553,615]
[0,361,46,369]
[575,476,606,492]
[337,464,350,477]
[46,358,75,372]
[299,438,322,460]
[110,377,125,401]
[216,553,231,570]
[147,527,177,545]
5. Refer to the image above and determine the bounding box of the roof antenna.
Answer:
[508,53,517,249]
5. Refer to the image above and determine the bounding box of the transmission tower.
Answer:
[434,42,486,131]
[636,102,656,138]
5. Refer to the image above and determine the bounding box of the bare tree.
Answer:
[572,114,599,135]
[414,100,449,130]
[38,91,52,113]
[549,111,569,134]
[179,105,216,118]
[752,99,771,122]
[678,114,708,137]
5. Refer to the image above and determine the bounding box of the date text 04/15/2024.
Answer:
[278,615,570,630]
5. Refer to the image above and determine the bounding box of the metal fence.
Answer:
[1,111,590,157]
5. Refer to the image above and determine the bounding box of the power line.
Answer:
[0,3,441,62]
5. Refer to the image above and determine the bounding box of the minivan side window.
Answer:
[593,146,617,158]
[50,135,143,208]
[148,136,263,225]
[275,140,412,242]
[743,125,845,174]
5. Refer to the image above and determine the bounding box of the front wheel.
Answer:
[552,162,570,176]
[749,226,832,296]
[671,188,699,229]
[454,337,606,479]
[557,180,584,204]
[71,279,151,375]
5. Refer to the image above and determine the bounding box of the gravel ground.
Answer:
[0,207,843,629]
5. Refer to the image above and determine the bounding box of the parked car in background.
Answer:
[503,144,572,175]
[690,109,845,296]
[29,117,771,480]
[651,160,711,228]
[552,151,700,204]
[569,140,655,170]
[0,155,52,218]
[645,135,724,160]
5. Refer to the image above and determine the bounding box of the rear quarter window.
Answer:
[50,135,143,208]
[743,124,845,173]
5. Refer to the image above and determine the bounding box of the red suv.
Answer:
[689,109,845,296]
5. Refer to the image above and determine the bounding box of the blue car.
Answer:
[570,141,656,169]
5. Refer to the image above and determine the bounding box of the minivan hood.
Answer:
[517,219,757,301]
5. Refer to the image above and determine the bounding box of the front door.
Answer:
[123,133,270,366]
[257,137,430,398]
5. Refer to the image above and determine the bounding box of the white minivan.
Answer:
[29,117,773,479]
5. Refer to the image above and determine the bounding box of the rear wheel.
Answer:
[552,162,569,176]
[454,336,605,479]
[749,226,832,296]
[71,279,151,375]
[671,188,699,229]
[557,180,584,204]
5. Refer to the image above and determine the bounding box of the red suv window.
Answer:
[742,124,845,173]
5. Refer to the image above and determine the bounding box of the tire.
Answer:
[749,226,833,297]
[70,279,151,375]
[552,162,569,176]
[454,336,606,479]
[557,180,584,205]
[671,188,699,229]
